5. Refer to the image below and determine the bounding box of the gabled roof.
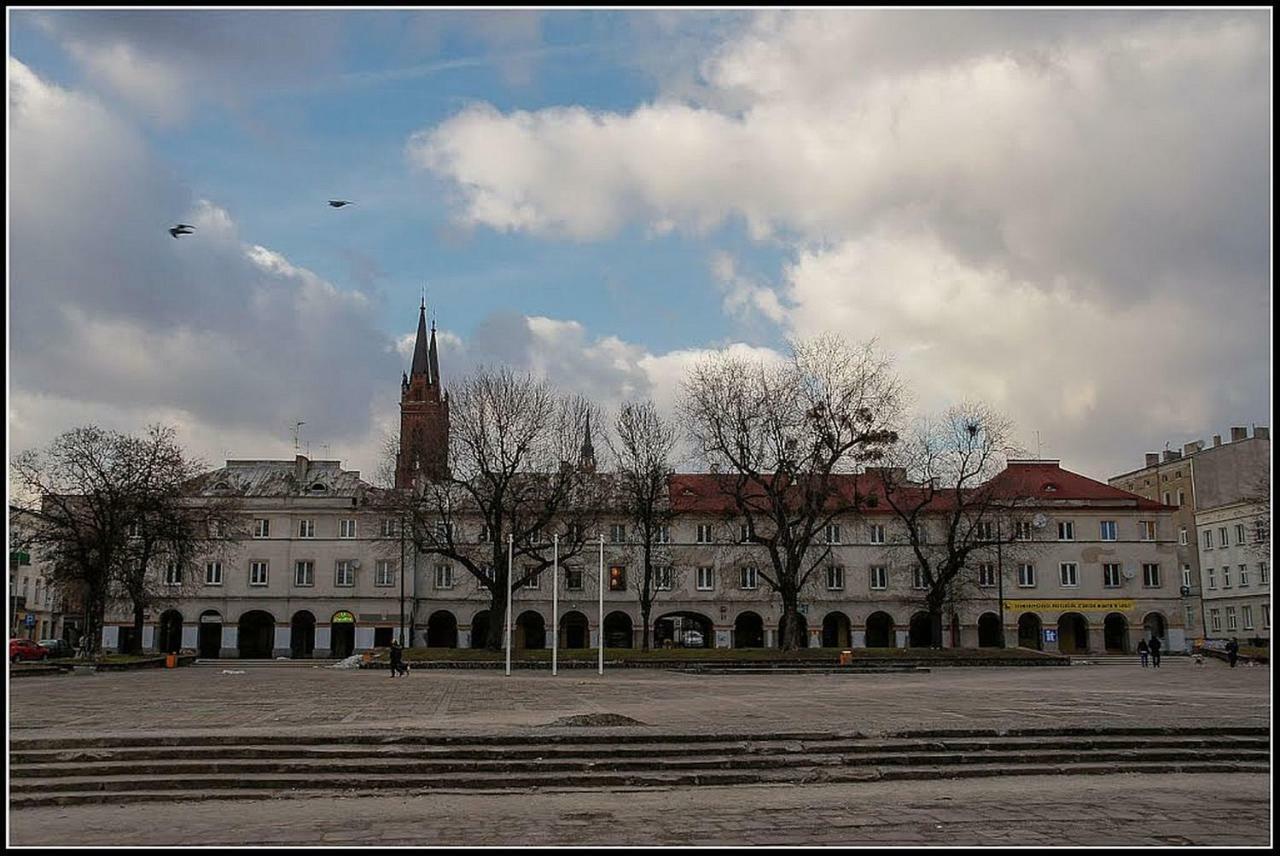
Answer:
[189,459,372,498]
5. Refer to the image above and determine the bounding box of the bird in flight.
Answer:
[169,224,195,239]
[328,200,353,208]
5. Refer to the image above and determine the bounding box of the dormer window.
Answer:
[1043,483,1058,493]
[310,483,327,492]
[215,481,232,491]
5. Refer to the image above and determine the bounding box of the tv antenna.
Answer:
[292,421,306,453]
[1035,430,1042,460]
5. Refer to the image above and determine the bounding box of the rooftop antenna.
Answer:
[322,444,331,459]
[1034,430,1042,460]
[292,421,306,453]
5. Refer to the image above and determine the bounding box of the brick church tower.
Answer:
[395,301,450,488]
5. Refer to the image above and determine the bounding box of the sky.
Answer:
[7,9,1272,484]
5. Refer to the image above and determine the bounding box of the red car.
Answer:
[9,638,50,663]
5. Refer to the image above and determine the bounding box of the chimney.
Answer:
[1183,440,1204,456]
[295,454,308,481]
[1213,435,1222,447]
[1230,426,1248,442]
[1162,450,1181,462]
[1255,426,1270,440]
[1145,453,1159,467]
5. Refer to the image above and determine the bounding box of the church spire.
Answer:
[409,300,430,380]
[579,410,597,473]
[428,318,440,388]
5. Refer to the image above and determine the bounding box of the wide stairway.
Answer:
[9,726,1268,807]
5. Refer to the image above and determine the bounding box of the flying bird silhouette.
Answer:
[328,200,353,208]
[169,224,195,239]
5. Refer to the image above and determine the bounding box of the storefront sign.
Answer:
[332,611,355,623]
[1003,599,1135,613]
[1043,628,1058,643]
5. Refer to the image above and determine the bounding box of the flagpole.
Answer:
[505,533,513,677]
[598,533,605,676]
[552,534,559,677]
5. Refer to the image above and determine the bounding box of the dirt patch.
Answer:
[541,713,648,727]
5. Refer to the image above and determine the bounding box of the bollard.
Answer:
[165,653,177,669]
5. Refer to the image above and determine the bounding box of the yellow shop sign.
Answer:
[1002,599,1136,613]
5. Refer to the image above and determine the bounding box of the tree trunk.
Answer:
[486,583,507,651]
[640,539,652,652]
[778,593,803,651]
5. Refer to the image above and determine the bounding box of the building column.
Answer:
[273,626,291,658]
[714,628,731,648]
[459,627,471,649]
[181,626,198,650]
[221,625,237,658]
[894,629,909,648]
[852,629,866,647]
[141,625,155,651]
[101,625,119,652]
[355,626,376,651]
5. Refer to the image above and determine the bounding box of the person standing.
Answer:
[1137,638,1149,667]
[1149,634,1162,668]
[389,639,404,678]
[1226,638,1240,668]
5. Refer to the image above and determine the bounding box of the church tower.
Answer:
[396,300,450,488]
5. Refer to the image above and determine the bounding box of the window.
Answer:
[869,524,885,544]
[1218,527,1228,548]
[434,565,453,589]
[1185,605,1196,631]
[375,560,395,587]
[127,521,140,538]
[827,565,845,590]
[1263,604,1270,629]
[205,561,223,586]
[479,524,491,543]
[911,566,927,590]
[250,561,269,586]
[336,560,355,587]
[164,562,182,586]
[655,566,673,591]
[1015,521,1032,541]
[380,519,398,538]
[1139,521,1156,541]
[1241,606,1254,630]
[1225,606,1237,631]
[1235,524,1246,545]
[1163,492,1170,506]
[825,523,841,544]
[525,567,540,590]
[1203,530,1213,550]
[1179,527,1188,546]
[476,566,493,590]
[610,524,627,544]
[435,522,452,542]
[740,566,758,590]
[339,519,357,539]
[1223,567,1232,589]
[976,521,994,541]
[1206,568,1216,589]
[566,567,583,591]
[1260,562,1269,585]
[696,524,713,544]
[298,519,315,539]
[978,563,996,588]
[1057,521,1074,541]
[609,565,627,591]
[1209,608,1221,632]
[294,560,314,587]
[1059,563,1079,587]
[1182,565,1192,588]
[253,519,270,539]
[209,520,225,538]
[739,523,750,543]
[1142,563,1161,588]
[1099,520,1117,541]
[1255,521,1268,542]
[1177,490,1185,506]
[1017,563,1036,588]
[696,567,714,591]
[656,525,671,545]
[1103,563,1122,588]
[1238,564,1248,587]
[869,566,887,590]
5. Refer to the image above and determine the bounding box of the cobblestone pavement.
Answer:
[8,659,1270,738]
[8,773,1271,846]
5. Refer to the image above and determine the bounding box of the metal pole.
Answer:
[598,534,604,676]
[997,519,1005,648]
[552,534,559,677]
[505,533,513,677]
[399,515,406,646]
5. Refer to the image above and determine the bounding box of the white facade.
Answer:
[1196,501,1270,640]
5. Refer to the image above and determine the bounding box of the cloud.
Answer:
[409,10,1271,476]
[9,58,399,472]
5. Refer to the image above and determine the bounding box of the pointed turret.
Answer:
[428,319,440,388]
[579,411,597,473]
[410,300,430,381]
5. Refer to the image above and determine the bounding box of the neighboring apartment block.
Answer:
[1110,425,1270,642]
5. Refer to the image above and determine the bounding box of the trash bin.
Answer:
[165,653,177,669]
[839,650,853,666]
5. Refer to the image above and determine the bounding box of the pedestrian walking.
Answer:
[389,639,405,678]
[1226,638,1240,668]
[1149,634,1162,668]
[1136,638,1149,667]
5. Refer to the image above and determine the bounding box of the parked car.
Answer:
[679,630,705,648]
[10,638,50,663]
[38,638,73,659]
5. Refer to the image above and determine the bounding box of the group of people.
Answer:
[1136,635,1163,667]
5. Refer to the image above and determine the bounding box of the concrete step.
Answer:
[8,760,1271,808]
[11,747,1268,783]
[192,659,344,668]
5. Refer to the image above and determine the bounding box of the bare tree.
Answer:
[379,367,607,650]
[681,335,903,650]
[11,425,241,658]
[1241,465,1270,561]
[877,402,1034,648]
[607,400,679,650]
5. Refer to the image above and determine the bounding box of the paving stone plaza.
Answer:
[7,660,1272,846]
